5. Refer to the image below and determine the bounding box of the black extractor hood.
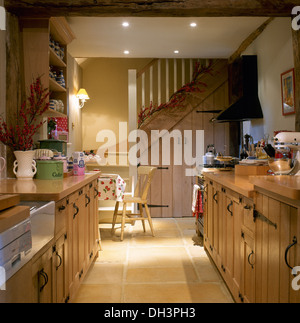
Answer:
[214,55,263,122]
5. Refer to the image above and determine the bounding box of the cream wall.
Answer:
[0,0,6,174]
[67,54,83,155]
[243,18,295,142]
[80,57,152,151]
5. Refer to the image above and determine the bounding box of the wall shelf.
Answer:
[49,47,67,68]
[49,77,67,92]
[21,17,75,140]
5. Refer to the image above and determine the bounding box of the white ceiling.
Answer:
[67,17,269,60]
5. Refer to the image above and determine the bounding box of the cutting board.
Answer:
[0,194,21,212]
[0,206,30,234]
[235,165,270,176]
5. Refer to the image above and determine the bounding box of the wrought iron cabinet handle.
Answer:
[285,236,298,275]
[56,252,62,270]
[39,268,48,292]
[58,205,65,212]
[248,251,255,269]
[227,201,233,216]
[85,194,90,207]
[94,187,99,198]
[73,203,79,219]
[213,192,218,203]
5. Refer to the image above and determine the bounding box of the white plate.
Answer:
[239,159,268,165]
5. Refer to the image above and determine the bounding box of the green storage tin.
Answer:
[36,160,63,180]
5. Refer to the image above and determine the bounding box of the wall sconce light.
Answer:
[76,88,90,108]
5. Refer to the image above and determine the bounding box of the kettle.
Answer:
[203,145,216,165]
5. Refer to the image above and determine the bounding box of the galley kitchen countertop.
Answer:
[249,175,300,201]
[0,172,100,202]
[201,169,255,198]
[201,169,300,201]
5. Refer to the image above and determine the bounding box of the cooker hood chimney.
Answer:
[214,55,263,122]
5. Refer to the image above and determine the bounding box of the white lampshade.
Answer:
[76,88,90,100]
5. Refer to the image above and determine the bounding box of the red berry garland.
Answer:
[138,62,213,127]
[0,77,50,151]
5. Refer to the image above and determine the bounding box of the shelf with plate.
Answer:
[49,77,67,93]
[49,46,67,68]
[44,108,68,118]
[20,17,75,139]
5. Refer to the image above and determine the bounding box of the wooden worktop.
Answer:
[202,169,300,201]
[202,169,255,198]
[0,172,100,201]
[249,175,300,200]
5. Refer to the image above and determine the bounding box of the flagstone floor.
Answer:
[73,217,234,303]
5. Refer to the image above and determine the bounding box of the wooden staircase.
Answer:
[137,58,228,150]
[134,58,230,218]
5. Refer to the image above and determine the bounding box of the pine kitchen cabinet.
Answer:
[66,180,99,301]
[203,171,300,303]
[0,173,100,303]
[251,176,300,303]
[203,175,250,303]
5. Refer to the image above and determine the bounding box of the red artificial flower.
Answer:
[0,76,50,151]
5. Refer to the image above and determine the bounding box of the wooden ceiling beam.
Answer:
[228,17,274,63]
[4,0,300,17]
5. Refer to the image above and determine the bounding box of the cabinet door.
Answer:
[66,191,80,298]
[32,246,54,303]
[91,179,100,256]
[231,196,244,302]
[85,181,98,263]
[213,184,221,262]
[254,193,299,303]
[53,234,67,303]
[218,188,243,300]
[204,180,214,256]
[241,228,255,303]
[77,188,87,278]
[289,207,300,303]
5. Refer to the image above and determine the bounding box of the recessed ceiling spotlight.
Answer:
[190,22,197,28]
[174,50,179,54]
[122,22,129,27]
[124,50,130,55]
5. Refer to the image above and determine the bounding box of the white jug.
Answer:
[13,151,37,180]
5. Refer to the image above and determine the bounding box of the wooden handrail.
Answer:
[137,58,159,79]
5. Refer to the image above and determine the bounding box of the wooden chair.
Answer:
[111,166,157,241]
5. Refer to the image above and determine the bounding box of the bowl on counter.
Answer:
[268,158,297,175]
